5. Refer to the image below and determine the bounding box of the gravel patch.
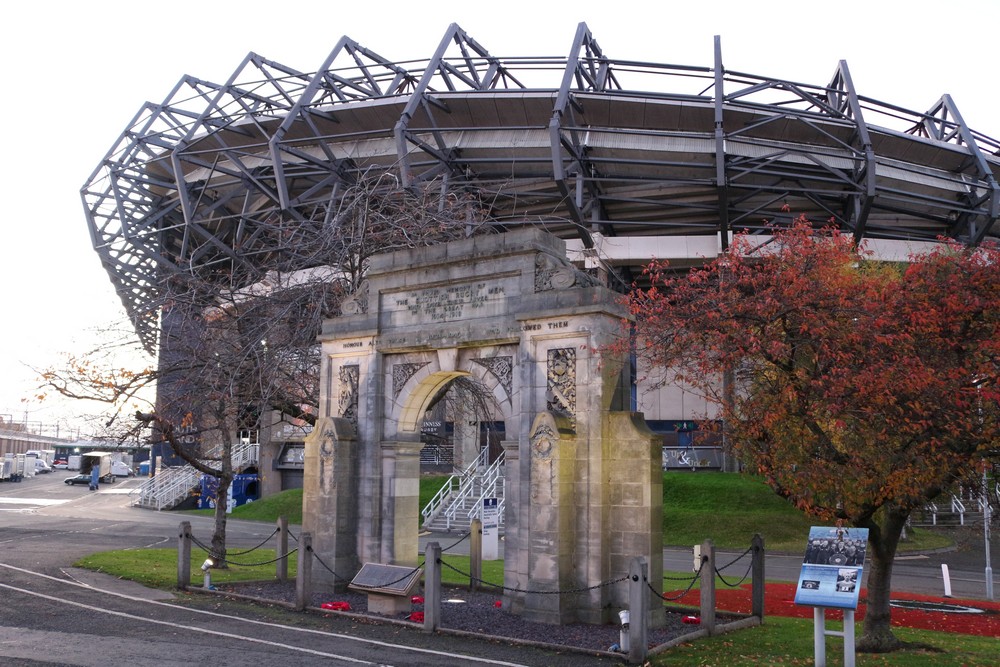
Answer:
[216,580,734,654]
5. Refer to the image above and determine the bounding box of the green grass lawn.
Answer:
[78,471,987,665]
[649,616,999,666]
[184,472,950,555]
[74,548,296,589]
[73,548,997,665]
[661,471,950,553]
[184,474,448,527]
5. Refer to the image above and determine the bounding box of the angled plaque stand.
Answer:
[348,563,423,615]
[793,526,870,667]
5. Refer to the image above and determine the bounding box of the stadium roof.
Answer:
[81,22,1000,351]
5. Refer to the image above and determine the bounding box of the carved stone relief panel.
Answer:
[534,254,599,292]
[546,348,576,428]
[340,281,369,315]
[338,365,360,425]
[392,362,430,400]
[471,355,513,397]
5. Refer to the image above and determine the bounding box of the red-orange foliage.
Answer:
[625,218,1000,649]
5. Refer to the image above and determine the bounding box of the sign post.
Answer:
[481,497,499,560]
[794,526,869,667]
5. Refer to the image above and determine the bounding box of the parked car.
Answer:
[52,459,69,469]
[35,460,52,474]
[64,474,92,486]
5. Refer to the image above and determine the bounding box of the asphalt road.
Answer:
[0,472,621,667]
[1,471,996,666]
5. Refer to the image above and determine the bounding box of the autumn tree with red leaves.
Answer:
[624,218,1000,652]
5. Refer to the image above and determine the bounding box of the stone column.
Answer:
[606,412,666,628]
[302,417,359,588]
[380,440,423,567]
[500,438,525,614]
[520,411,577,624]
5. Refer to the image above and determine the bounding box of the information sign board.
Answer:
[794,526,869,610]
[481,497,499,560]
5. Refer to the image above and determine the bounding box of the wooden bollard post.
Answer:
[276,516,288,583]
[700,539,716,635]
[751,533,765,621]
[177,521,192,589]
[470,518,482,592]
[295,532,312,611]
[424,542,442,633]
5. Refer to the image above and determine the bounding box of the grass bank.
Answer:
[184,472,950,553]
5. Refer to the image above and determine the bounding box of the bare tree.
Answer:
[43,173,495,565]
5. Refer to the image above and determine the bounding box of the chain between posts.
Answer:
[189,528,291,567]
[651,558,705,601]
[226,527,281,556]
[714,546,754,588]
[307,546,351,583]
[308,545,427,589]
[439,531,471,552]
[222,550,298,568]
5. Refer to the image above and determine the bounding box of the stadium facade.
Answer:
[81,22,1000,472]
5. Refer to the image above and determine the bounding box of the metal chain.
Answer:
[437,559,629,595]
[225,527,281,556]
[189,531,288,565]
[654,560,704,601]
[711,545,754,588]
[221,548,297,568]
[190,535,222,561]
[311,546,427,589]
[307,546,351,582]
[439,531,471,552]
[715,559,754,588]
[716,546,753,572]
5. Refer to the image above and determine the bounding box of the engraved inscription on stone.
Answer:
[385,279,511,325]
[349,563,423,595]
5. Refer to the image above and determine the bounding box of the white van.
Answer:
[111,460,133,477]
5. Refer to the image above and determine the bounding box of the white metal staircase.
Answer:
[132,441,259,510]
[422,448,505,533]
[911,483,998,528]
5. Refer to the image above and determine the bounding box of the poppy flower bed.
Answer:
[664,583,1000,637]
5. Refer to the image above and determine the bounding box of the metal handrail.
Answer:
[421,447,491,527]
[441,451,506,530]
[951,495,966,526]
[466,474,506,527]
[133,441,260,510]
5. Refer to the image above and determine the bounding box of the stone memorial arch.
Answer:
[303,229,664,626]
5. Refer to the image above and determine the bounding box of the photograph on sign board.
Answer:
[794,526,869,610]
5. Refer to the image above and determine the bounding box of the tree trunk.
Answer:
[857,508,909,652]
[211,473,232,568]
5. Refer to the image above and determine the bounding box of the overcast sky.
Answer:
[1,0,997,433]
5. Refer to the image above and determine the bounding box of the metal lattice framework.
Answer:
[81,23,1000,351]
